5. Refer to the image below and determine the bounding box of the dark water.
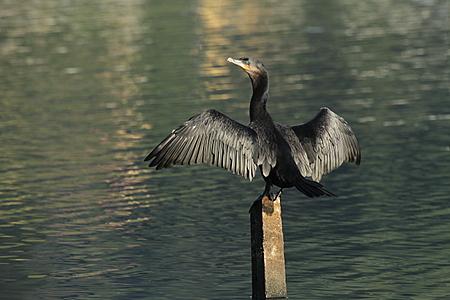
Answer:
[1,0,449,299]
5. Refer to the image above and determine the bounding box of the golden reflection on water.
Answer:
[91,3,154,229]
[198,0,234,101]
[197,0,279,101]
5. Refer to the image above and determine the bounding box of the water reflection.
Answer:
[0,0,449,299]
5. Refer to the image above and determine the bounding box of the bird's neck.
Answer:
[249,73,270,122]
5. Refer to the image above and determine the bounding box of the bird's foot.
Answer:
[271,188,283,201]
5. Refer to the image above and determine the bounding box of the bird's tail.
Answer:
[294,175,336,198]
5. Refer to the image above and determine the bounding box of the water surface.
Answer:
[0,0,449,299]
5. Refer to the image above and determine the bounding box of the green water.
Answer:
[1,0,449,299]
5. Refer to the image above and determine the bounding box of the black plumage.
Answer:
[145,57,361,199]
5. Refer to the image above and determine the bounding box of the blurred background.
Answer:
[0,0,449,299]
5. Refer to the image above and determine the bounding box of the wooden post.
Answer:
[250,195,287,300]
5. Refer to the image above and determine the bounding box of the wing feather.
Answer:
[291,107,361,182]
[145,109,258,180]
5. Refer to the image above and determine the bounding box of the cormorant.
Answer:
[145,57,361,199]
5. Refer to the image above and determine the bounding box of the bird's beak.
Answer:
[227,57,251,71]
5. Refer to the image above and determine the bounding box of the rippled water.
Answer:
[1,0,449,299]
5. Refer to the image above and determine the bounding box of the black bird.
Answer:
[145,57,361,199]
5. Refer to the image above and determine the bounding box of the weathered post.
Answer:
[250,195,287,299]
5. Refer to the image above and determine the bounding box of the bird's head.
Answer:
[227,57,267,80]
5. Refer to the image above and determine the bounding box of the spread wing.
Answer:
[145,109,258,180]
[291,107,361,182]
